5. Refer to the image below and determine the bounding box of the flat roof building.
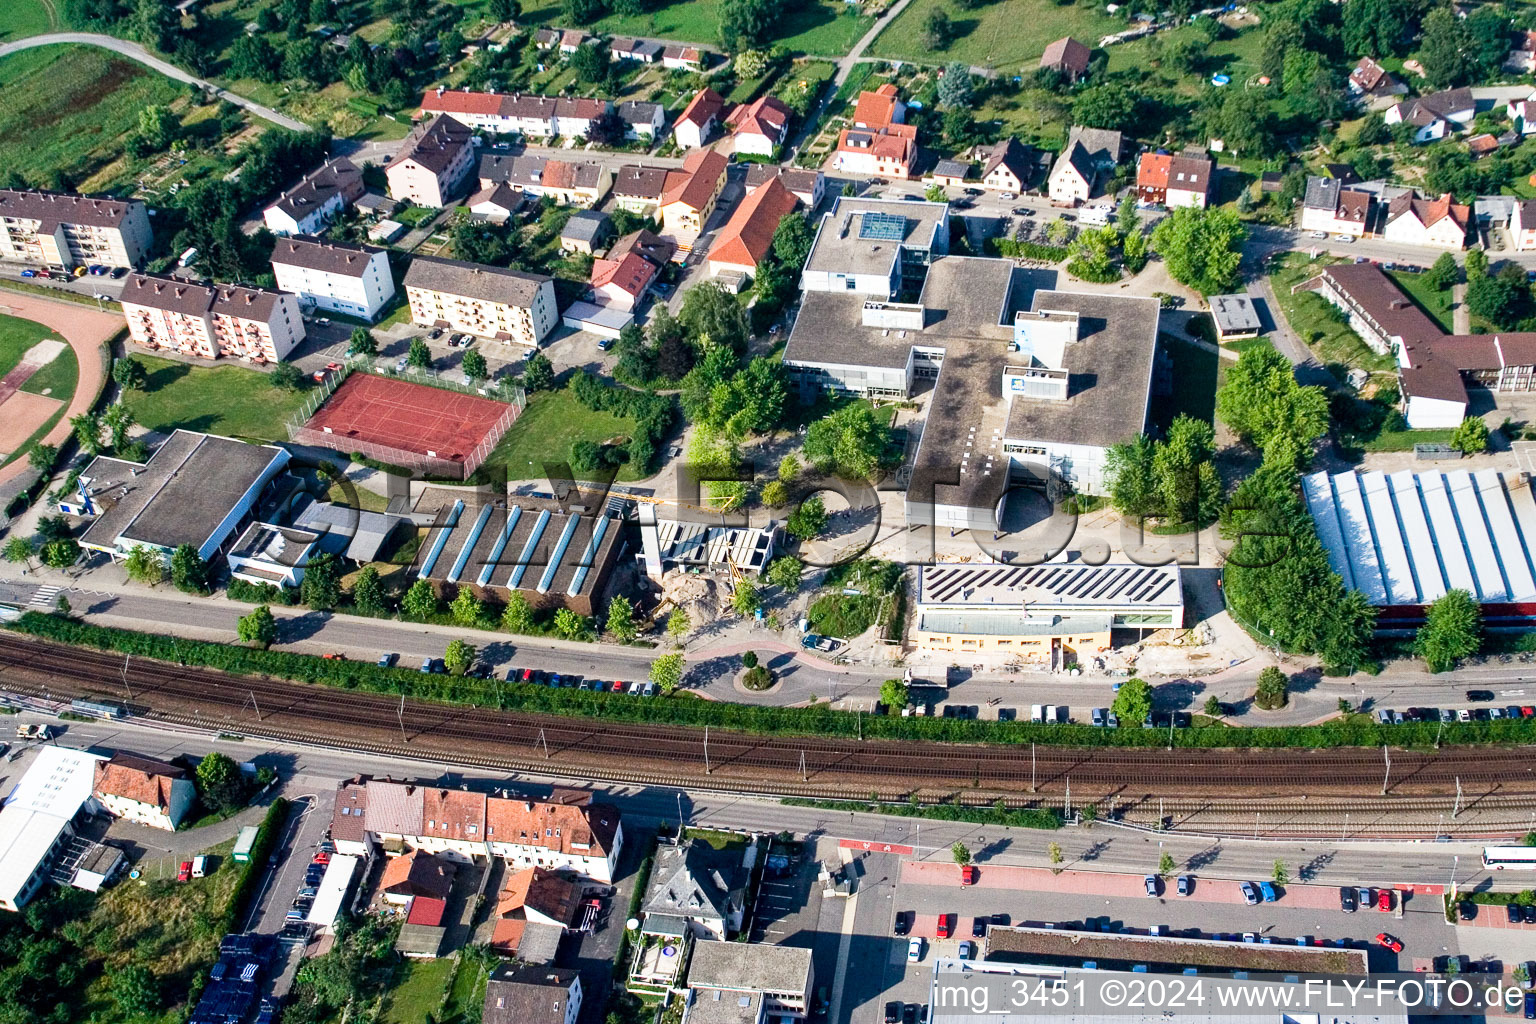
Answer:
[0,746,107,911]
[1208,293,1261,340]
[686,940,814,1021]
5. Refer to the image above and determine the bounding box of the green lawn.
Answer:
[483,388,648,482]
[382,958,457,1024]
[1361,427,1457,452]
[1387,269,1455,334]
[0,311,61,379]
[518,0,873,55]
[1268,254,1398,374]
[0,312,78,469]
[0,45,184,189]
[1150,334,1218,431]
[869,0,1120,67]
[0,1,56,41]
[122,355,313,443]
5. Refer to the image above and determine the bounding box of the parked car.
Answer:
[1178,875,1193,896]
[958,940,975,960]
[111,266,128,278]
[1509,903,1523,924]
[973,916,989,937]
[1522,905,1536,924]
[1376,932,1403,953]
[177,861,193,882]
[1240,881,1259,905]
[894,911,912,936]
[1145,875,1160,897]
[1525,992,1535,1020]
[378,652,397,667]
[902,1005,917,1024]
[1340,887,1357,913]
[286,909,306,921]
[960,865,978,885]
[1259,881,1278,903]
[885,1002,902,1024]
[907,937,924,962]
[936,915,953,939]
[1091,707,1106,726]
[1467,690,1496,702]
[191,856,207,878]
[1378,888,1393,912]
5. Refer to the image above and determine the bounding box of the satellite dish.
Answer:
[626,917,640,931]
[129,869,141,880]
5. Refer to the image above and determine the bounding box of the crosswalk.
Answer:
[28,585,61,608]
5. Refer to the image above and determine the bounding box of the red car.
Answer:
[1376,932,1403,953]
[177,861,193,882]
[325,361,343,372]
[960,866,978,885]
[1523,707,1535,718]
[611,680,626,693]
[312,852,331,865]
[1378,888,1394,912]
[936,914,953,939]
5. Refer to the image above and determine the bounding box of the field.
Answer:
[122,355,313,443]
[483,388,647,482]
[517,0,874,55]
[0,0,58,41]
[869,0,1120,66]
[0,312,79,468]
[382,958,457,1024]
[0,45,185,188]
[1268,254,1398,374]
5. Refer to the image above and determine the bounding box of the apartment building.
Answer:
[660,147,728,241]
[120,273,305,363]
[270,236,396,320]
[1135,151,1214,208]
[418,88,609,139]
[329,776,624,882]
[262,157,365,236]
[92,752,196,832]
[403,254,557,346]
[477,153,609,206]
[0,188,152,269]
[686,942,815,1022]
[386,115,476,208]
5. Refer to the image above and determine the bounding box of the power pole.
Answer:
[538,728,549,759]
[800,749,807,782]
[1381,744,1391,796]
[1453,776,1462,819]
[397,692,406,744]
[1031,742,1037,794]
[249,689,261,721]
[121,654,132,700]
[1064,776,1071,819]
[704,725,711,774]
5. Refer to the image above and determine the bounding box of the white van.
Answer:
[1030,704,1044,723]
[191,855,207,879]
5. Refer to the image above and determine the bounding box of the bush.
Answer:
[742,665,774,690]
[987,237,1070,262]
[227,578,301,605]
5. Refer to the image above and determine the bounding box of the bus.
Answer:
[1483,846,1536,869]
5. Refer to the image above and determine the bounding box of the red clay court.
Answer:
[295,372,516,478]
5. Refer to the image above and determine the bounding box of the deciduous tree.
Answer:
[196,751,244,812]
[443,638,476,675]
[606,595,638,641]
[450,587,484,627]
[765,555,803,591]
[1254,665,1289,709]
[237,605,278,647]
[348,327,377,356]
[351,565,385,614]
[880,677,908,711]
[786,494,828,540]
[1111,677,1152,724]
[1415,589,1482,672]
[650,651,685,692]
[1150,206,1247,295]
[171,543,209,593]
[124,544,167,585]
[302,557,341,610]
[402,579,439,619]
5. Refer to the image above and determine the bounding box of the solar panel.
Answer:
[859,211,907,240]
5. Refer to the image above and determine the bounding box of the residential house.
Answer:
[386,114,475,207]
[1039,36,1092,81]
[852,83,904,129]
[1347,57,1406,103]
[532,28,560,49]
[91,752,195,831]
[610,37,662,63]
[686,941,815,1022]
[1508,91,1536,134]
[1382,191,1469,250]
[1508,29,1536,72]
[980,137,1034,193]
[708,177,800,281]
[1298,176,1373,237]
[609,228,676,269]
[832,122,917,179]
[494,866,582,931]
[1511,199,1536,251]
[662,44,703,71]
[120,273,304,363]
[402,254,559,346]
[1385,88,1475,144]
[476,154,608,206]
[559,29,593,55]
[743,165,825,208]
[0,188,153,270]
[1047,126,1122,204]
[1135,151,1214,208]
[640,839,748,941]
[616,100,665,141]
[674,88,727,149]
[380,849,455,905]
[269,236,396,321]
[1468,133,1501,159]
[928,159,970,187]
[483,964,582,1024]
[468,182,526,223]
[660,147,729,241]
[725,95,793,157]
[612,165,671,213]
[560,209,611,254]
[418,89,609,140]
[589,250,660,312]
[262,157,364,236]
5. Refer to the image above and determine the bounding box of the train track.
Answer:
[5,632,1536,835]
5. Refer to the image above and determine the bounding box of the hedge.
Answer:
[14,612,1536,750]
[783,797,1062,830]
[222,797,289,934]
[987,237,1070,262]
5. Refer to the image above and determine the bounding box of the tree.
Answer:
[113,355,148,391]
[348,327,377,356]
[523,351,555,391]
[1158,851,1175,875]
[786,495,828,540]
[1047,841,1064,873]
[103,403,136,452]
[1106,435,1159,519]
[570,440,602,474]
[170,543,208,593]
[407,337,433,370]
[941,109,976,147]
[880,677,909,711]
[732,579,761,617]
[804,404,888,479]
[1151,206,1247,295]
[1122,226,1147,274]
[1272,860,1289,885]
[1111,677,1152,724]
[124,544,167,585]
[1451,416,1490,454]
[195,751,245,815]
[501,591,535,632]
[766,555,803,591]
[28,442,58,475]
[41,538,80,569]
[230,33,281,82]
[1215,345,1330,466]
[772,213,813,270]
[742,650,759,669]
[137,104,179,151]
[402,579,439,619]
[921,8,953,49]
[1341,0,1412,57]
[1420,6,1470,88]
[938,61,973,109]
[450,587,484,627]
[779,454,801,482]
[666,607,690,644]
[650,651,685,692]
[112,964,161,1016]
[1426,252,1459,291]
[237,605,278,647]
[1203,694,1222,717]
[679,282,750,353]
[351,565,385,614]
[489,0,521,20]
[1254,665,1289,709]
[461,349,488,382]
[1415,589,1482,672]
[951,841,972,867]
[3,534,34,571]
[720,0,773,48]
[1466,271,1522,328]
[553,607,589,640]
[761,480,791,507]
[443,638,476,676]
[1073,82,1137,132]
[924,182,948,203]
[70,411,103,456]
[735,48,770,78]
[607,595,638,641]
[301,557,341,610]
[570,41,611,86]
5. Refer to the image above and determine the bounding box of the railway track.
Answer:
[5,632,1536,835]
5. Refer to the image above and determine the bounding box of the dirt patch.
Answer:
[56,60,140,120]
[0,390,62,458]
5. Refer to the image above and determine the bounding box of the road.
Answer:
[0,33,312,133]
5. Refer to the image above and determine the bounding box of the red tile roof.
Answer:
[421,787,487,843]
[591,250,658,298]
[726,95,792,142]
[406,896,447,926]
[1040,36,1091,76]
[662,147,727,211]
[381,850,455,900]
[709,177,800,270]
[484,794,620,858]
[93,752,186,813]
[1137,152,1172,190]
[677,88,726,129]
[853,84,902,128]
